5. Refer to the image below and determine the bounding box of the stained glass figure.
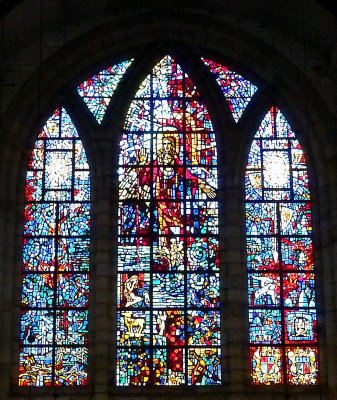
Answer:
[246,106,318,385]
[20,108,90,386]
[201,58,257,122]
[77,60,133,123]
[117,55,220,386]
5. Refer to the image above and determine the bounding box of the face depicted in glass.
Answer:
[157,136,177,165]
[294,317,307,337]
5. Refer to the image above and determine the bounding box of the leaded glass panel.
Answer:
[19,108,90,386]
[246,106,318,385]
[201,58,257,122]
[117,55,221,386]
[77,60,133,123]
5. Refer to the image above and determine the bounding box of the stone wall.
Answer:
[1,1,337,399]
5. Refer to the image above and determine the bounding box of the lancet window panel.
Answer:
[246,106,319,386]
[117,55,221,386]
[19,107,90,386]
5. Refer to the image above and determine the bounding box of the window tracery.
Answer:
[77,60,133,124]
[202,58,257,122]
[17,54,319,389]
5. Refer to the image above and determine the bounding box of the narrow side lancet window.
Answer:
[20,107,90,386]
[246,106,318,385]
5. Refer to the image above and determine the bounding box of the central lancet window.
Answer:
[116,55,221,386]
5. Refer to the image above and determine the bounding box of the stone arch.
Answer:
[1,2,336,397]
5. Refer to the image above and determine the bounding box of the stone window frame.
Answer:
[6,43,325,399]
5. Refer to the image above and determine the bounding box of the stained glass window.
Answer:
[77,60,133,124]
[246,106,318,385]
[117,55,221,386]
[19,107,90,386]
[202,58,257,122]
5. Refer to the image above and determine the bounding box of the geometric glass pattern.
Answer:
[19,107,90,386]
[117,55,221,386]
[246,106,318,385]
[201,58,258,122]
[77,60,133,124]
